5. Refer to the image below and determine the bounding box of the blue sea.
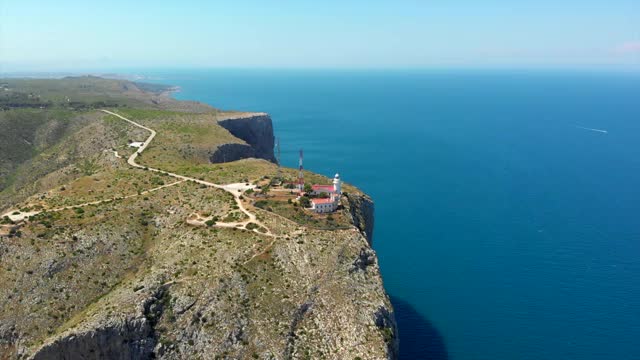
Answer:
[141,69,640,360]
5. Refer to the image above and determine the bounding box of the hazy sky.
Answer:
[1,0,639,71]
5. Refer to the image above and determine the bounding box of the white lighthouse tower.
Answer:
[310,173,343,213]
[332,173,342,195]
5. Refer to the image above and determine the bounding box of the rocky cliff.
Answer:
[29,318,155,360]
[209,143,257,163]
[13,189,398,360]
[19,215,399,360]
[215,114,276,163]
[344,193,376,246]
[0,78,397,360]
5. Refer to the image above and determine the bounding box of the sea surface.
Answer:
[141,69,640,360]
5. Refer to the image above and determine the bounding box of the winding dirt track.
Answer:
[101,110,273,236]
[2,110,274,237]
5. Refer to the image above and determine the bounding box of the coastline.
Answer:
[0,76,399,359]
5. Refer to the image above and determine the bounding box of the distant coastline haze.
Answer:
[1,0,639,72]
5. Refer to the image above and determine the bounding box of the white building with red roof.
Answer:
[311,185,335,194]
[309,173,342,213]
[310,198,336,213]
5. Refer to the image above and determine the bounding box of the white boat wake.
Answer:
[576,126,608,134]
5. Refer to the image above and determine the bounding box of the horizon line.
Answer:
[2,64,640,76]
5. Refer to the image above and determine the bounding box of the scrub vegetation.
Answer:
[0,76,394,360]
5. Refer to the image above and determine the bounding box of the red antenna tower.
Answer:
[276,138,281,179]
[298,149,304,192]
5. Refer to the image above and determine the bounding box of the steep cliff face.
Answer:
[216,114,276,163]
[343,194,398,357]
[344,192,376,245]
[29,319,155,360]
[28,286,169,360]
[209,143,256,163]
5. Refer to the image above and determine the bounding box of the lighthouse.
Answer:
[309,172,342,213]
[332,173,341,195]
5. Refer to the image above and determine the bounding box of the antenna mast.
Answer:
[298,149,304,192]
[276,138,281,179]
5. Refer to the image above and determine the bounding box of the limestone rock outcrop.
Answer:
[29,318,155,360]
[209,143,257,163]
[344,192,375,245]
[216,114,276,163]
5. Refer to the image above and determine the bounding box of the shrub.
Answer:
[151,177,165,186]
[299,196,311,208]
